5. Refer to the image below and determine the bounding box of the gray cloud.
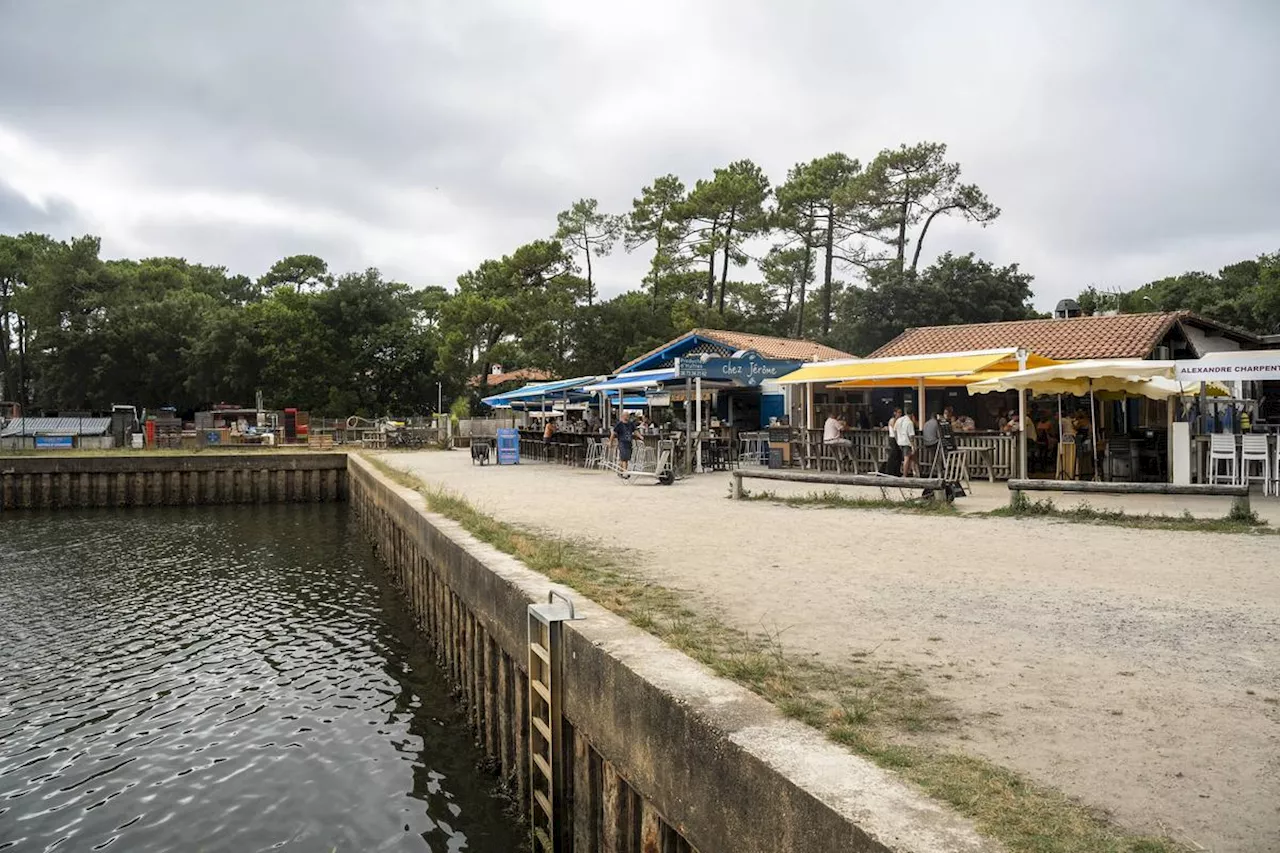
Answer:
[0,180,83,236]
[1,0,1278,307]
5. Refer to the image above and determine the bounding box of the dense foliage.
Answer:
[0,237,448,415]
[5,138,1268,417]
[1075,251,1280,334]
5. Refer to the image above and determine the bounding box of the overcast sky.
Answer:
[2,0,1278,309]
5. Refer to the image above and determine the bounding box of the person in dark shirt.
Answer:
[611,411,637,477]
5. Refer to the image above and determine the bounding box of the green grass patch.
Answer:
[737,486,958,515]
[990,492,1273,535]
[742,482,1269,537]
[365,454,1190,853]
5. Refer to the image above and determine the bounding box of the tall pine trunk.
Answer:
[584,234,594,306]
[16,317,27,408]
[822,213,835,336]
[717,209,736,315]
[0,287,10,401]
[897,194,910,283]
[704,223,718,308]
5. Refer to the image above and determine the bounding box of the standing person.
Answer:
[921,410,941,473]
[611,411,637,477]
[882,407,904,475]
[896,406,918,476]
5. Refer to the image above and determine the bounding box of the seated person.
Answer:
[1072,409,1092,437]
[954,413,976,432]
[1036,412,1058,449]
[823,414,851,446]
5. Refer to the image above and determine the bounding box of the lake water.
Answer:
[0,504,521,852]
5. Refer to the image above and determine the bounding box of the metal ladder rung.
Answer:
[531,714,552,741]
[528,592,579,852]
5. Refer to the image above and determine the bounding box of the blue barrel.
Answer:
[496,428,520,465]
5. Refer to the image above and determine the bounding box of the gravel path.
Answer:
[384,452,1280,852]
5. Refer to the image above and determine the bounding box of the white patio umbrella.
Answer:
[968,360,1178,480]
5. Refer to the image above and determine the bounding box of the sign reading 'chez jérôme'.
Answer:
[674,350,803,386]
[1174,352,1280,382]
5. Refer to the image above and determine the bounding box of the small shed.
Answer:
[0,416,114,450]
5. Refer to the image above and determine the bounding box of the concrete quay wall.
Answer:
[0,453,347,510]
[347,453,992,853]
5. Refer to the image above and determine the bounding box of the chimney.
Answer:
[1054,298,1082,319]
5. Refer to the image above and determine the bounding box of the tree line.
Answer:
[1075,252,1280,334]
[2,138,1275,417]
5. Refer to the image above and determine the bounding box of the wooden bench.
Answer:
[1006,479,1251,514]
[730,469,949,501]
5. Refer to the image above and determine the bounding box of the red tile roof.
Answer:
[869,313,1185,360]
[469,367,555,388]
[617,328,854,373]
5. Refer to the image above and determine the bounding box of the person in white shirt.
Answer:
[895,406,918,476]
[823,414,851,447]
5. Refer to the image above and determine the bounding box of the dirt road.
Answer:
[383,451,1280,851]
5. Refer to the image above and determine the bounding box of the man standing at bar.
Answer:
[612,411,637,478]
[895,406,918,477]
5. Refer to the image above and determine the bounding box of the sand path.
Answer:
[383,451,1280,852]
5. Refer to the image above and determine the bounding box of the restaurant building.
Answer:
[609,327,853,429]
[853,311,1264,428]
[779,310,1275,482]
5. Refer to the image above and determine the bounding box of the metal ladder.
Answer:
[528,591,579,852]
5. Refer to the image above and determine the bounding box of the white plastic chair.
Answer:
[1273,439,1280,498]
[1240,434,1271,494]
[584,439,603,469]
[1208,433,1238,486]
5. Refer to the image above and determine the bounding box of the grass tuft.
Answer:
[365,453,1191,853]
[991,492,1273,535]
[740,487,958,515]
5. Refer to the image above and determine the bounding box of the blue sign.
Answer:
[34,435,74,449]
[675,350,802,386]
[496,428,521,465]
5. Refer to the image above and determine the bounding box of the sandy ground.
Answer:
[382,451,1280,852]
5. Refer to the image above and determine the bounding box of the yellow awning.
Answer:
[775,349,1061,386]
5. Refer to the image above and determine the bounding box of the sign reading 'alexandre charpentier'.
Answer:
[1175,353,1280,382]
[675,350,803,386]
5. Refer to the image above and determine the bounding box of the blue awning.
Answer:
[583,370,677,392]
[481,375,603,408]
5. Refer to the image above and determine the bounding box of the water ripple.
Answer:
[0,505,519,853]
